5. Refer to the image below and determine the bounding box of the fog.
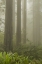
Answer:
[0,0,42,62]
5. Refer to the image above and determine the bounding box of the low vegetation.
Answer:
[0,52,42,64]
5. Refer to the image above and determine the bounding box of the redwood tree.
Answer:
[4,0,13,52]
[16,0,21,46]
[33,0,40,45]
[23,0,26,43]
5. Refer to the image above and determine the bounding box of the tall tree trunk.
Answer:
[13,0,15,36]
[12,0,15,44]
[23,0,26,43]
[4,0,13,52]
[16,0,21,46]
[33,0,40,45]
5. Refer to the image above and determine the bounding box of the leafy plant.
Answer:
[0,52,42,64]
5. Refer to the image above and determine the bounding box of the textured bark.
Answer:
[23,0,26,43]
[16,0,21,46]
[4,0,13,52]
[33,0,40,45]
[13,0,15,35]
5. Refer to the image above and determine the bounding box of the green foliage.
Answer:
[13,44,42,60]
[0,52,29,64]
[0,52,42,64]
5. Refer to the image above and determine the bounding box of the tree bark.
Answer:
[33,0,40,45]
[23,0,26,44]
[16,0,21,46]
[4,0,13,52]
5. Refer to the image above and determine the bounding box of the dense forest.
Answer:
[0,0,42,64]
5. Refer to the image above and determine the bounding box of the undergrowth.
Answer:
[0,52,42,64]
